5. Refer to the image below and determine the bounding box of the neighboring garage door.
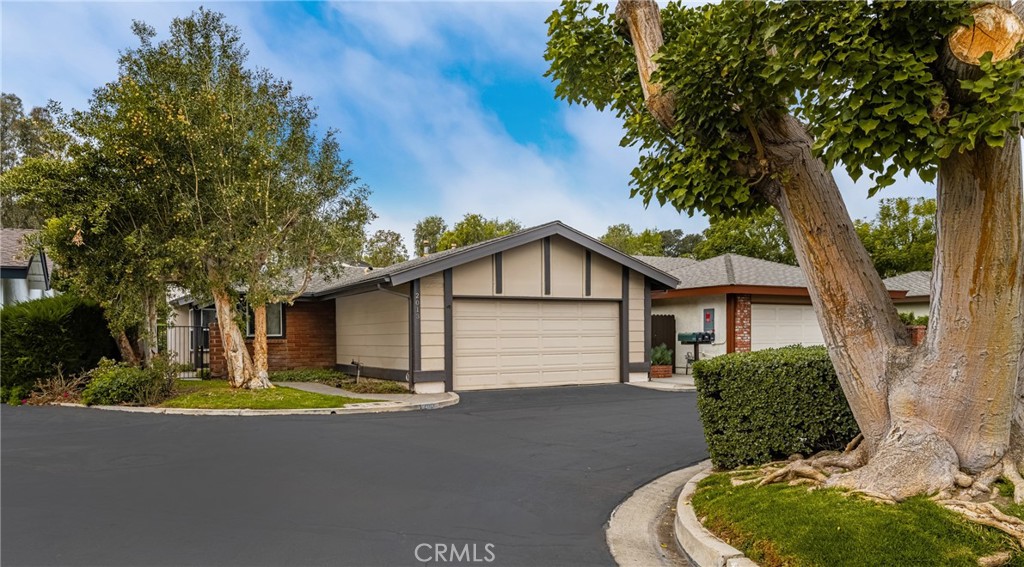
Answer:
[453,299,619,390]
[751,304,826,350]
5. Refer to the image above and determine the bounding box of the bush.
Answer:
[80,358,175,406]
[693,345,859,470]
[898,312,929,326]
[270,368,347,386]
[651,343,673,365]
[2,384,30,406]
[0,294,119,391]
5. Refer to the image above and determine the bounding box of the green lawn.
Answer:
[160,380,376,410]
[692,472,1024,567]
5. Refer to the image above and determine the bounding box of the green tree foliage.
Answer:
[856,198,936,278]
[436,214,522,250]
[413,215,448,256]
[599,223,663,255]
[0,93,65,228]
[693,209,796,265]
[363,229,409,267]
[659,229,704,258]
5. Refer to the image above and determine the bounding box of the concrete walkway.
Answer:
[629,375,696,392]
[275,381,452,403]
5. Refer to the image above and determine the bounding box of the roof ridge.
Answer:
[723,254,736,285]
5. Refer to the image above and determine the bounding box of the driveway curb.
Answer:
[54,392,459,416]
[674,467,757,567]
[627,381,695,392]
[606,461,709,566]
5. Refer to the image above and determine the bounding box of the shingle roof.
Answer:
[883,271,931,298]
[633,255,699,275]
[1,228,38,269]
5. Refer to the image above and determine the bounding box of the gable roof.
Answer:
[883,271,931,298]
[1,228,38,269]
[308,221,680,297]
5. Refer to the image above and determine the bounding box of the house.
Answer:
[172,221,681,392]
[642,253,933,374]
[1,228,53,307]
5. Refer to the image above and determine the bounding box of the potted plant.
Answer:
[650,343,674,379]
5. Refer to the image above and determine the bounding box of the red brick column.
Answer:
[734,294,752,352]
[907,325,927,347]
[208,322,226,378]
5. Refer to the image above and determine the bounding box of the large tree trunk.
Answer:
[617,0,1024,500]
[250,303,273,389]
[115,329,141,366]
[210,287,261,389]
[140,288,160,367]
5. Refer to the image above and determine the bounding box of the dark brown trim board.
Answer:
[412,370,446,383]
[409,279,421,386]
[543,237,551,296]
[494,252,503,295]
[335,364,409,383]
[443,268,454,392]
[726,294,736,354]
[585,251,592,297]
[643,278,651,365]
[628,362,651,373]
[653,285,911,301]
[620,266,629,383]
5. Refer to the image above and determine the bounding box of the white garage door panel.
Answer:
[751,304,825,350]
[454,299,619,390]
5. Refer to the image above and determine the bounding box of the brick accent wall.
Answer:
[734,294,752,353]
[207,302,336,378]
[907,325,927,347]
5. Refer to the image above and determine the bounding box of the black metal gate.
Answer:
[651,314,676,369]
[162,325,210,377]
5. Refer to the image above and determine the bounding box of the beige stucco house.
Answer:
[641,254,933,374]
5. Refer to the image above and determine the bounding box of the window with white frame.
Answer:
[246,303,284,337]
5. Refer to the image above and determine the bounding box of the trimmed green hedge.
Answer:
[693,345,859,469]
[0,294,119,392]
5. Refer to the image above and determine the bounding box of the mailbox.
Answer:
[678,332,715,344]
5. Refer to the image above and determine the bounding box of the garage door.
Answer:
[751,304,825,350]
[453,299,619,390]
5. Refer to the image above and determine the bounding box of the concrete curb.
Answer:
[53,392,459,416]
[606,461,709,567]
[627,381,696,393]
[675,467,758,567]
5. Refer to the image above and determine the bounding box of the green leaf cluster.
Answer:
[693,345,859,469]
[436,213,522,250]
[693,209,795,265]
[599,223,663,255]
[855,197,936,277]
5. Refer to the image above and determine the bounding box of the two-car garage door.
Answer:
[453,299,619,391]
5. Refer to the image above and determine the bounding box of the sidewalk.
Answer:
[629,374,696,392]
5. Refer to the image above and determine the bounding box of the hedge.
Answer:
[693,345,859,470]
[0,294,119,392]
[81,359,174,406]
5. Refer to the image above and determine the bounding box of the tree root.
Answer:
[1002,458,1024,505]
[938,499,1024,547]
[977,551,1012,567]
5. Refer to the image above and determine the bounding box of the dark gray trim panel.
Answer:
[451,295,619,302]
[644,278,652,364]
[413,370,446,383]
[620,266,629,384]
[409,279,421,386]
[585,251,592,297]
[335,364,409,383]
[543,237,551,295]
[0,267,28,279]
[628,362,651,373]
[443,268,454,392]
[379,222,679,289]
[494,252,503,294]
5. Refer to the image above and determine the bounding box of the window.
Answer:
[246,303,284,337]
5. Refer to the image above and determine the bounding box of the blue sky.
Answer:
[2,1,934,249]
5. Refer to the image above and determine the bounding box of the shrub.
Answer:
[80,358,175,406]
[651,343,673,365]
[27,369,89,405]
[0,294,119,391]
[2,384,30,406]
[898,312,929,326]
[270,368,348,387]
[693,345,859,470]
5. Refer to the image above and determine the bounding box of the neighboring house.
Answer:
[642,253,933,374]
[0,228,54,307]
[172,221,680,392]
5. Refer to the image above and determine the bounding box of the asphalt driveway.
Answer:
[1,384,707,566]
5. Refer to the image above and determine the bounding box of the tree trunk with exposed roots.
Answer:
[618,0,1024,501]
[210,287,270,389]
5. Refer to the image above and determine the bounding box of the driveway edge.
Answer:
[627,381,695,392]
[606,461,708,566]
[53,393,459,416]
[674,466,758,567]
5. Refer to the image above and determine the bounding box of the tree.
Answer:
[363,229,409,267]
[600,223,663,254]
[436,214,522,249]
[413,215,447,256]
[856,198,937,278]
[693,209,796,265]
[659,228,703,257]
[1,93,65,228]
[547,0,1024,505]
